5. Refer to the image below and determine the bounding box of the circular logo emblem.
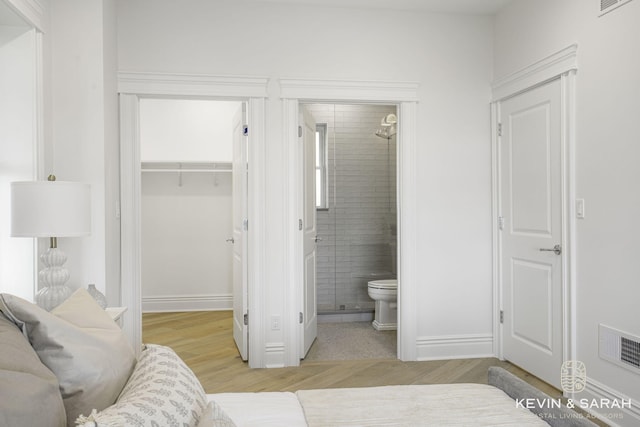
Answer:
[560,360,587,393]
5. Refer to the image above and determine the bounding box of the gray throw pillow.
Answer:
[0,314,66,427]
[0,290,136,427]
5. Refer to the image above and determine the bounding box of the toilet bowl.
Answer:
[367,279,397,331]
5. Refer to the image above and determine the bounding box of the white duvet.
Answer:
[296,384,549,426]
[209,391,308,427]
[209,383,549,427]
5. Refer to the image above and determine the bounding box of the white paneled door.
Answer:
[499,78,563,388]
[301,106,318,357]
[232,104,248,361]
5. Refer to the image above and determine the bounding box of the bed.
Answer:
[0,290,598,427]
[208,367,598,427]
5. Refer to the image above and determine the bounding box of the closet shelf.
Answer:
[141,161,232,173]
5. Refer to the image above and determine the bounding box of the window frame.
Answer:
[315,123,329,210]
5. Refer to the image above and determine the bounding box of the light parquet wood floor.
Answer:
[142,311,562,397]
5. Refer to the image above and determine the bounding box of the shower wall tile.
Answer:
[305,104,398,312]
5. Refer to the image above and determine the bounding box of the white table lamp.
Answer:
[10,175,91,310]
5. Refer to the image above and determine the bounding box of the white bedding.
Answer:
[296,383,549,427]
[208,391,308,427]
[208,383,550,427]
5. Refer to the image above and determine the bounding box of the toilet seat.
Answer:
[368,279,397,290]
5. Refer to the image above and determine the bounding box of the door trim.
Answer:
[491,46,578,369]
[280,78,420,364]
[117,72,268,368]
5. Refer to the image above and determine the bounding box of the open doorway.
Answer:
[300,103,399,361]
[138,98,249,361]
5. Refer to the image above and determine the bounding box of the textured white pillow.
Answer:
[0,290,136,427]
[197,401,237,427]
[76,344,211,427]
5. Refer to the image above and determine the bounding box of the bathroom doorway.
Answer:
[302,103,398,361]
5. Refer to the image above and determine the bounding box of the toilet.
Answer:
[367,279,398,331]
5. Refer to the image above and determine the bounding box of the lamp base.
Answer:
[36,284,72,311]
[36,247,72,311]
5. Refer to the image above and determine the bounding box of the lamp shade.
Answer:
[10,181,91,237]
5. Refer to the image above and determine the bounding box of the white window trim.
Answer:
[315,123,328,210]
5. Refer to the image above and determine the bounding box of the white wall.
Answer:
[140,99,237,312]
[495,0,640,423]
[116,0,494,362]
[141,172,233,312]
[49,0,118,302]
[0,25,37,300]
[140,99,238,162]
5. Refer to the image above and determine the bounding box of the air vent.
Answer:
[599,0,635,16]
[621,337,640,368]
[600,324,640,374]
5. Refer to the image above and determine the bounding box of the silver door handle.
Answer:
[315,235,323,243]
[539,244,561,255]
[226,238,235,243]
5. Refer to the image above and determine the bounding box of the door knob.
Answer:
[226,238,235,243]
[539,244,561,255]
[314,235,323,243]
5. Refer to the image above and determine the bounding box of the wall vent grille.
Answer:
[621,337,640,368]
[599,0,635,16]
[599,324,640,374]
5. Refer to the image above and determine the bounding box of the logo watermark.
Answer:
[560,360,587,393]
[512,360,632,422]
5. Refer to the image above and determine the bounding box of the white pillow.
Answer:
[76,344,211,427]
[197,401,237,427]
[0,290,136,427]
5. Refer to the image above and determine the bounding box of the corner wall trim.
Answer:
[416,334,494,361]
[5,0,46,32]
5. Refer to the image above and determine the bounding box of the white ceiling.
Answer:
[244,0,515,15]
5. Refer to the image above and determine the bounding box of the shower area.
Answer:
[305,103,398,319]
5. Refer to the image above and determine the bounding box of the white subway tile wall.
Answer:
[305,104,397,313]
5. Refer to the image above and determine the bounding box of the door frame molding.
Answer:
[280,78,420,364]
[491,45,578,366]
[117,72,268,367]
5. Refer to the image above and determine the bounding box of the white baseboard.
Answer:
[264,342,286,368]
[416,334,494,361]
[575,377,640,427]
[318,312,374,323]
[142,294,232,312]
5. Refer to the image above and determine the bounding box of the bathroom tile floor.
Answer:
[304,321,397,361]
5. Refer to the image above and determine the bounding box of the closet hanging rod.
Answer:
[141,161,232,173]
[141,168,232,173]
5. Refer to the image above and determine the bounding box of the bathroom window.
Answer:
[315,123,328,209]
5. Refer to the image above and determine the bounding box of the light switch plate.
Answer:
[576,199,585,219]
